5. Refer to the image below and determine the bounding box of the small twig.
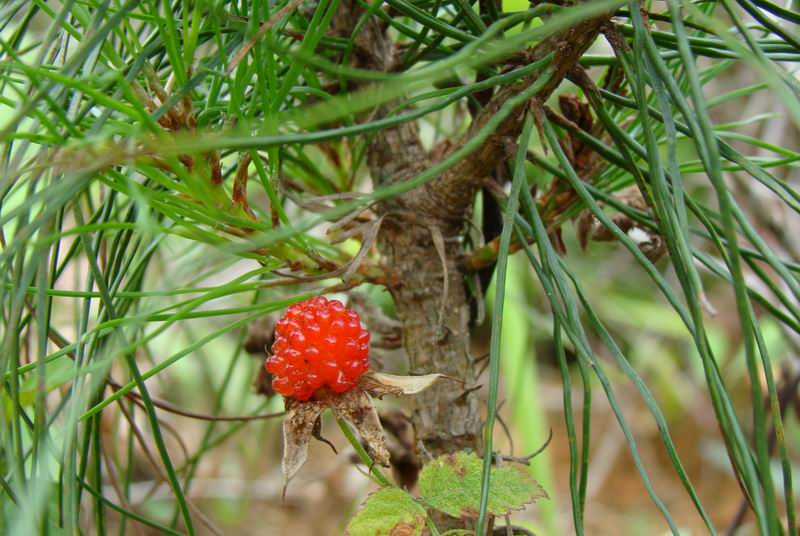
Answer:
[116,401,168,502]
[457,384,482,401]
[522,428,554,462]
[100,440,147,536]
[496,412,515,457]
[107,381,285,422]
[429,225,450,334]
[327,201,377,235]
[291,191,368,213]
[338,216,385,282]
[494,428,554,466]
[44,324,284,423]
[472,352,491,363]
[117,399,225,536]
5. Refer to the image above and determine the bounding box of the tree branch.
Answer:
[415,11,613,226]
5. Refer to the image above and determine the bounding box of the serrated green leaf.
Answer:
[346,487,428,536]
[419,452,546,518]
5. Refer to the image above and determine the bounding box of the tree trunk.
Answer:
[332,0,612,530]
[378,218,483,457]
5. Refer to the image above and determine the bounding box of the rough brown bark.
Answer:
[379,219,483,454]
[332,0,611,527]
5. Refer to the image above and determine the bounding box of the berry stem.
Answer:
[335,417,393,487]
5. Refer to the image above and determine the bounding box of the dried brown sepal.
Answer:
[360,372,445,397]
[282,397,326,494]
[329,388,391,467]
[281,373,444,493]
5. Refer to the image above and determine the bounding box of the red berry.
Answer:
[265,297,370,401]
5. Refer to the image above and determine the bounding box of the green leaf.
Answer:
[419,452,546,518]
[346,488,428,536]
